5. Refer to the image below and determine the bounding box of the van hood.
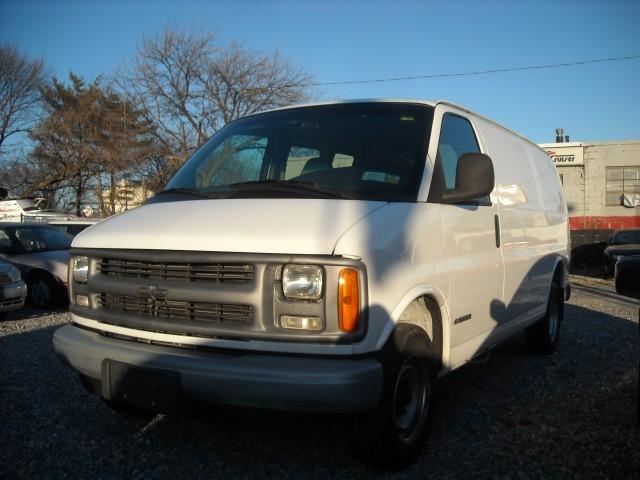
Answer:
[73,199,387,255]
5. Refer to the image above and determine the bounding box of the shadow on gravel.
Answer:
[570,265,606,280]
[1,303,638,479]
[0,305,69,323]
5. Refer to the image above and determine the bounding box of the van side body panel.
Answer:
[425,107,568,371]
[473,116,568,334]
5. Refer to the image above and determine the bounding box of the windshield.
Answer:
[159,103,433,202]
[7,226,72,252]
[612,230,640,245]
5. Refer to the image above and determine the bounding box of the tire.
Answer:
[28,272,57,309]
[525,279,563,354]
[352,324,434,469]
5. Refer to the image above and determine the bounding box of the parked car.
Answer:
[0,259,27,318]
[53,100,569,468]
[48,219,99,237]
[615,255,640,299]
[614,256,640,420]
[603,228,640,278]
[0,223,71,308]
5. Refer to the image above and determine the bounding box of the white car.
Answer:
[53,100,569,468]
[0,259,27,318]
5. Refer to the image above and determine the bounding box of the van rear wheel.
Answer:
[352,324,434,469]
[525,280,563,354]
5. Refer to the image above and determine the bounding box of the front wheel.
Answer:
[352,325,434,469]
[525,279,563,354]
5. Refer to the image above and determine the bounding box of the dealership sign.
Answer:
[542,145,584,166]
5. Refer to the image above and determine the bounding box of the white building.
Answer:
[539,139,640,248]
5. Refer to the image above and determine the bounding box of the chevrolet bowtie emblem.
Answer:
[137,285,168,301]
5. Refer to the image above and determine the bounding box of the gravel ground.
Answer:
[1,277,638,479]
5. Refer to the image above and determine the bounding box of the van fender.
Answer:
[546,255,569,304]
[375,284,451,374]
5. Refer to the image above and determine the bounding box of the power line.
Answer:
[306,54,640,87]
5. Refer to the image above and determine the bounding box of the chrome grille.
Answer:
[98,258,254,283]
[98,293,253,325]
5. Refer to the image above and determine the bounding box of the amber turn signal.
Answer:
[338,269,360,332]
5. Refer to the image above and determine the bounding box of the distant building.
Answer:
[100,180,153,215]
[539,137,640,247]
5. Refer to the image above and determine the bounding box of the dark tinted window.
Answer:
[0,229,11,251]
[612,230,640,245]
[5,226,72,252]
[161,103,433,202]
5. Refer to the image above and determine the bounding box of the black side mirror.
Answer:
[441,153,495,204]
[615,257,640,299]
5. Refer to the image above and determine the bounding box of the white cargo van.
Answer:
[53,100,569,468]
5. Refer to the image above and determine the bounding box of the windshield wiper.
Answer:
[228,180,353,199]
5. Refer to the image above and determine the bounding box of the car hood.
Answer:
[0,260,14,273]
[10,249,70,283]
[73,199,388,255]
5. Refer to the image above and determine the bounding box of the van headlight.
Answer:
[282,264,323,300]
[72,256,89,283]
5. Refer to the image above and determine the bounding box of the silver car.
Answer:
[0,259,27,317]
[0,223,71,308]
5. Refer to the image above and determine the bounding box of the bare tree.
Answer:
[0,45,45,154]
[0,155,33,197]
[119,27,313,164]
[205,43,311,124]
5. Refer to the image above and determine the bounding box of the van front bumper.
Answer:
[53,324,383,413]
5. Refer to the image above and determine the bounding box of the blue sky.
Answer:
[1,0,639,143]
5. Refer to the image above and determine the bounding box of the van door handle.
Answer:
[494,214,500,248]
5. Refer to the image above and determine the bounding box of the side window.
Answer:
[437,114,480,189]
[0,229,11,251]
[15,228,40,251]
